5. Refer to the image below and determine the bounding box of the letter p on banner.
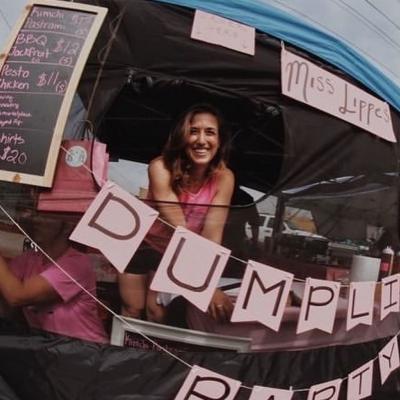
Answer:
[70,181,158,272]
[175,365,241,400]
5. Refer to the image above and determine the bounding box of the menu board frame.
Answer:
[0,0,107,187]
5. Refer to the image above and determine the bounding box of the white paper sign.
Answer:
[347,360,374,400]
[307,378,342,400]
[191,10,255,55]
[346,281,375,331]
[378,336,400,385]
[381,274,400,320]
[281,47,396,142]
[250,385,293,400]
[231,261,293,331]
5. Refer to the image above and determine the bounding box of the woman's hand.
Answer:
[208,288,233,322]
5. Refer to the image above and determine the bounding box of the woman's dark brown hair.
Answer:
[162,104,230,193]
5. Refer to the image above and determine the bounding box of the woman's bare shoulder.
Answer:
[149,156,168,173]
[215,166,234,183]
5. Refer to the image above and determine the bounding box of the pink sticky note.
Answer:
[150,227,230,312]
[346,281,375,331]
[381,274,400,320]
[250,386,293,400]
[297,278,340,334]
[347,360,373,400]
[378,336,400,385]
[231,261,293,331]
[307,379,341,400]
[70,181,158,272]
[175,365,241,400]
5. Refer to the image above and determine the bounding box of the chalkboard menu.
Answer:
[0,0,107,187]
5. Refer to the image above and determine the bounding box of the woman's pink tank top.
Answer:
[145,176,218,253]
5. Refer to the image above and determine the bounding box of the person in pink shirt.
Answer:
[0,209,108,344]
[119,104,235,323]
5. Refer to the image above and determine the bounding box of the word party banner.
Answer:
[281,47,396,143]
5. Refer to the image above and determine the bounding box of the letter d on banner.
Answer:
[70,181,159,272]
[151,227,230,312]
[175,366,241,400]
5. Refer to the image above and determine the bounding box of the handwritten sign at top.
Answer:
[0,0,107,187]
[281,47,396,143]
[191,10,255,56]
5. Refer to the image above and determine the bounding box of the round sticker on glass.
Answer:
[65,145,87,167]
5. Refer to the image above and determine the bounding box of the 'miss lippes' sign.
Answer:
[281,47,396,143]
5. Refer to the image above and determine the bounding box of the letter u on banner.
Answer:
[175,365,241,400]
[70,181,159,272]
[297,278,340,334]
[150,227,231,312]
[231,261,293,331]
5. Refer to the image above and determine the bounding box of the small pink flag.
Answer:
[346,281,375,331]
[150,227,230,312]
[297,278,340,334]
[307,378,342,400]
[347,360,373,400]
[69,181,158,272]
[250,386,293,400]
[380,274,400,320]
[231,261,293,331]
[378,336,400,385]
[174,365,241,400]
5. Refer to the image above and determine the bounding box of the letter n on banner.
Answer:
[297,278,340,334]
[70,181,159,272]
[150,227,230,312]
[307,379,341,400]
[381,274,400,320]
[175,365,241,400]
[378,336,400,385]
[347,360,373,400]
[346,281,375,331]
[231,261,293,331]
[249,385,293,400]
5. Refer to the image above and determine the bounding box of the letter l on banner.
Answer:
[175,365,241,400]
[151,227,231,312]
[70,181,159,272]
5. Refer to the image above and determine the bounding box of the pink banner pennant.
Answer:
[346,281,375,331]
[250,385,293,400]
[307,378,342,400]
[380,274,400,320]
[378,336,400,385]
[231,261,293,331]
[297,278,340,334]
[69,181,159,272]
[150,227,231,312]
[347,360,373,400]
[174,365,241,400]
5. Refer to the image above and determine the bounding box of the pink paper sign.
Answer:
[231,261,293,331]
[347,360,373,400]
[381,274,400,320]
[346,281,375,331]
[378,336,400,385]
[150,227,231,312]
[69,181,158,272]
[307,378,342,400]
[297,278,340,334]
[250,385,293,400]
[175,365,241,400]
[281,47,396,143]
[191,10,255,56]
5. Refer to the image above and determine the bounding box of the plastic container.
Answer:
[378,246,394,280]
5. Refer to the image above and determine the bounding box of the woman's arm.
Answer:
[0,256,60,307]
[148,158,186,228]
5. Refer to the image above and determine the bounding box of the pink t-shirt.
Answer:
[10,248,108,344]
[145,176,218,252]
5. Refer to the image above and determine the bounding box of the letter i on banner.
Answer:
[378,336,400,385]
[307,378,342,400]
[380,274,400,320]
[151,227,231,312]
[175,365,241,400]
[70,182,159,272]
[231,261,293,331]
[346,281,375,331]
[297,278,340,334]
[347,360,373,400]
[249,386,293,400]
